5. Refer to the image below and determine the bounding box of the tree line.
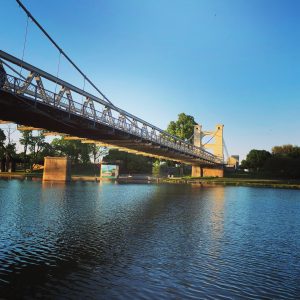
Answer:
[241,145,300,178]
[2,116,299,178]
[0,129,103,164]
[0,128,154,173]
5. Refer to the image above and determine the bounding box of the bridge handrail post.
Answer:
[93,108,97,126]
[13,77,17,93]
[68,97,71,116]
[34,84,37,104]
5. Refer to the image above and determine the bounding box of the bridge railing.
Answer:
[0,50,222,164]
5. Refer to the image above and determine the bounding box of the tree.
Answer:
[3,143,17,172]
[240,159,249,169]
[19,130,33,159]
[4,143,16,159]
[0,129,5,159]
[0,128,18,171]
[242,145,300,178]
[166,113,197,140]
[272,145,300,158]
[51,138,93,164]
[243,149,271,171]
[90,145,109,163]
[105,149,153,174]
[263,156,300,178]
[28,131,48,165]
[4,125,16,145]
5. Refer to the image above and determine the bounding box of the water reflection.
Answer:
[0,181,300,299]
[210,186,225,240]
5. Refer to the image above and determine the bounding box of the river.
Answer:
[0,180,300,299]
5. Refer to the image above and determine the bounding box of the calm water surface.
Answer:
[0,180,300,299]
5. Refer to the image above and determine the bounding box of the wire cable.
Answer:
[186,133,194,141]
[81,77,86,101]
[202,129,218,146]
[16,0,113,106]
[20,15,29,76]
[16,0,137,126]
[54,51,61,94]
[223,137,230,161]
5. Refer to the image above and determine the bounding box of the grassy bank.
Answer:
[163,176,300,189]
[0,171,43,178]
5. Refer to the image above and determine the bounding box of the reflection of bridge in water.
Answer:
[0,1,226,178]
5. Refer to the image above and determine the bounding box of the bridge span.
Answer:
[0,50,224,174]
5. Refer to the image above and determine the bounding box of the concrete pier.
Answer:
[43,157,71,181]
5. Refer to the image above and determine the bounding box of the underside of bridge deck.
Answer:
[0,90,217,167]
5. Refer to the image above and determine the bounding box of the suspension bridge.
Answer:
[0,0,227,178]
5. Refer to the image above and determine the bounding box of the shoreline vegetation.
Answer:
[1,115,300,184]
[1,172,300,190]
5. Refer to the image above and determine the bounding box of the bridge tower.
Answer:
[202,124,224,161]
[191,124,224,177]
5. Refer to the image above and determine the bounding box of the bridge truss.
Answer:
[0,50,222,165]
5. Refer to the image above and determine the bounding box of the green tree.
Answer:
[52,138,78,162]
[240,159,248,169]
[263,156,300,178]
[152,160,161,176]
[51,138,92,164]
[3,143,17,172]
[106,149,152,174]
[243,149,271,171]
[19,130,33,159]
[272,144,300,158]
[166,113,197,140]
[28,131,48,165]
[90,145,109,163]
[0,129,17,171]
[5,143,17,158]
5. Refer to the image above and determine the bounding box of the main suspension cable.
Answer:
[16,0,114,107]
[15,0,138,128]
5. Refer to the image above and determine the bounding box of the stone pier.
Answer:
[43,157,71,181]
[191,165,202,177]
[191,166,224,177]
[202,167,224,177]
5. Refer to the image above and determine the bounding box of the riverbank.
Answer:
[1,172,300,189]
[0,172,42,179]
[0,173,158,183]
[163,177,300,189]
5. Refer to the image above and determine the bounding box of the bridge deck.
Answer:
[0,50,222,166]
[0,90,214,166]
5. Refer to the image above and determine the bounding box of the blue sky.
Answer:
[1,0,299,159]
